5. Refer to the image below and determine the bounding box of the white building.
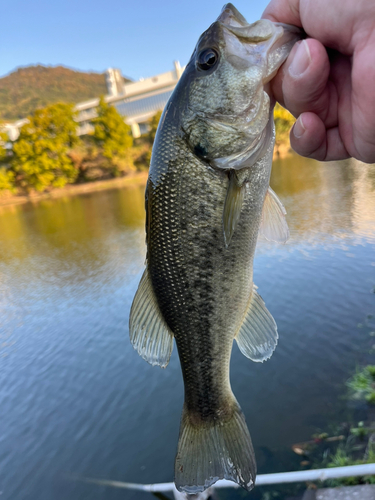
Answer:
[77,61,183,138]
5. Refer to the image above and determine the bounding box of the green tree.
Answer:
[92,97,133,161]
[0,129,8,161]
[12,103,79,191]
[274,103,295,145]
[142,110,163,166]
[148,110,162,145]
[0,167,15,192]
[0,127,15,193]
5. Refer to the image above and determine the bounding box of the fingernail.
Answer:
[289,40,312,78]
[293,115,306,138]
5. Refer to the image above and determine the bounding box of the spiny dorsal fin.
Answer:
[235,284,278,362]
[259,187,289,243]
[129,268,174,368]
[223,170,246,247]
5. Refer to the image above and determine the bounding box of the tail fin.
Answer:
[174,401,256,494]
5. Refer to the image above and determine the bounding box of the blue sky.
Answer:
[1,0,270,80]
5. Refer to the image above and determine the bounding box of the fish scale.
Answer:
[149,114,268,413]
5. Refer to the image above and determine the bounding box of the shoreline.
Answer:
[0,146,294,210]
[0,171,149,209]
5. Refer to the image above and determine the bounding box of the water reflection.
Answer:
[0,185,146,268]
[270,156,375,243]
[0,157,374,268]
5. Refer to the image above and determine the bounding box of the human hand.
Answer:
[262,0,375,163]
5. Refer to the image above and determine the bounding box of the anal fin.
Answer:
[235,285,278,362]
[129,268,174,368]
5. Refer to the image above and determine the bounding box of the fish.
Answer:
[129,3,301,494]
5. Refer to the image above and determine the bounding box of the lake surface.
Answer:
[0,155,374,500]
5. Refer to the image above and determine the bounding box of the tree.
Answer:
[92,97,133,161]
[274,103,295,145]
[0,127,16,193]
[0,167,15,192]
[12,103,79,191]
[142,110,163,166]
[148,110,162,145]
[0,129,8,161]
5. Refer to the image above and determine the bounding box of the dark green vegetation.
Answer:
[0,65,112,121]
[251,414,375,498]
[304,423,375,487]
[347,365,375,404]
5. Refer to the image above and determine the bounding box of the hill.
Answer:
[0,65,113,122]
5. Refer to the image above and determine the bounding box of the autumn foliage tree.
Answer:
[92,97,133,162]
[12,103,79,191]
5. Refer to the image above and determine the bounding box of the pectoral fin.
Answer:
[235,285,278,362]
[129,268,174,368]
[259,187,289,243]
[223,170,246,247]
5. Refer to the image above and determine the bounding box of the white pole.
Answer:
[75,463,375,492]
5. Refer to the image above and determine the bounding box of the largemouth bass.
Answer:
[130,3,300,494]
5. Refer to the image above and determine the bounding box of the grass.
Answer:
[347,366,375,404]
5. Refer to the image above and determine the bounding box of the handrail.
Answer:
[76,463,375,492]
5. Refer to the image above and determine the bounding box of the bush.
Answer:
[347,365,375,404]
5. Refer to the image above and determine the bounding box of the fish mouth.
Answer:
[217,3,302,82]
[216,3,250,28]
[262,22,303,82]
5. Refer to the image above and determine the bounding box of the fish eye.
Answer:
[196,48,219,71]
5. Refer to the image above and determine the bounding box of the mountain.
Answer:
[0,65,115,122]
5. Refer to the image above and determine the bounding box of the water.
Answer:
[0,156,374,500]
